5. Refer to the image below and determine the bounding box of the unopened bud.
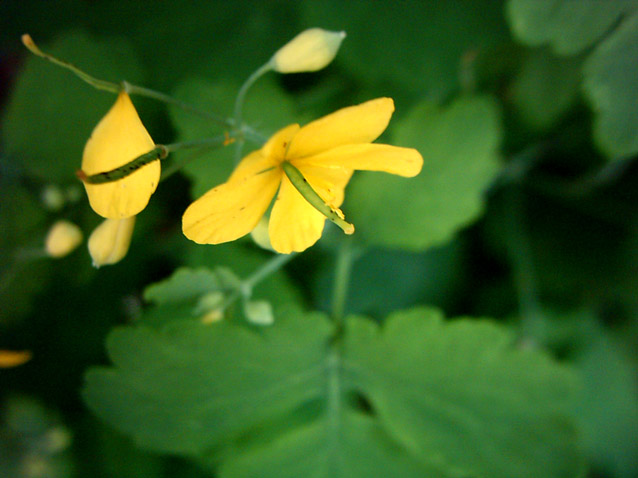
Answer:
[0,350,32,368]
[88,216,135,268]
[243,300,274,326]
[271,28,346,73]
[41,185,65,211]
[45,220,83,258]
[250,216,274,251]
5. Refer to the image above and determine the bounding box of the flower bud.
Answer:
[41,185,65,211]
[0,350,32,368]
[271,28,346,73]
[45,220,83,258]
[88,216,135,268]
[243,300,274,326]
[250,216,274,251]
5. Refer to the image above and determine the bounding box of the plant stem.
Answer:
[22,35,231,127]
[232,62,273,163]
[215,252,297,315]
[123,82,231,127]
[504,185,545,344]
[242,252,297,294]
[331,238,357,329]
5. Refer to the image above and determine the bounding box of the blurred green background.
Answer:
[1,1,637,477]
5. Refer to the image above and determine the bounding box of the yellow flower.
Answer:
[271,28,346,73]
[45,220,83,258]
[82,91,159,219]
[182,98,423,254]
[88,216,136,267]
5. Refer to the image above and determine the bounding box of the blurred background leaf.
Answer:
[346,95,502,250]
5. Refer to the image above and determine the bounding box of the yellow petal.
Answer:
[82,91,160,218]
[268,175,326,254]
[260,124,300,163]
[299,143,423,177]
[45,220,83,258]
[287,98,394,159]
[229,125,299,183]
[294,162,353,207]
[88,216,136,267]
[0,350,32,368]
[183,168,281,245]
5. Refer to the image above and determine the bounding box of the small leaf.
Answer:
[347,95,502,250]
[583,11,638,159]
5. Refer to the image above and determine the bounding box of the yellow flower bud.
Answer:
[271,28,346,73]
[88,216,136,268]
[45,220,83,258]
[0,350,32,368]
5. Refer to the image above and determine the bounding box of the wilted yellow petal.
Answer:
[0,350,32,368]
[82,91,160,219]
[299,143,423,177]
[183,168,281,245]
[45,220,83,258]
[271,28,346,74]
[269,175,326,254]
[287,98,394,159]
[88,216,136,267]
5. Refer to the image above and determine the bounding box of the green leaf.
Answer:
[220,412,439,478]
[511,48,582,130]
[346,95,502,251]
[506,0,633,55]
[573,323,638,478]
[583,11,638,159]
[170,77,301,197]
[84,306,334,455]
[2,30,145,182]
[344,308,585,478]
[84,306,582,477]
[301,0,509,97]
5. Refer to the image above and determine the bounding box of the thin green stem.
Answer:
[216,252,297,315]
[22,34,119,93]
[504,185,545,344]
[331,238,357,328]
[23,34,231,127]
[123,82,231,127]
[242,252,297,294]
[232,62,273,163]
